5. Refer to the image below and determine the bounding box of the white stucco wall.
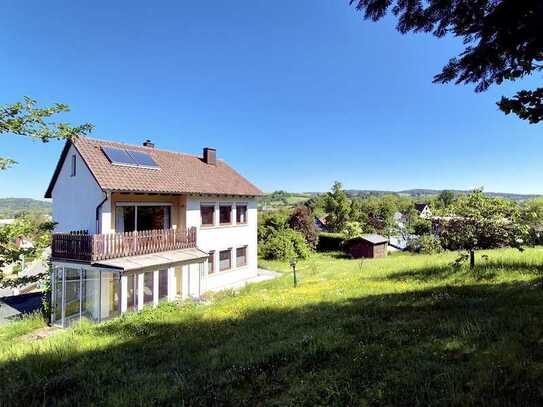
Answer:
[186,195,258,290]
[51,145,105,233]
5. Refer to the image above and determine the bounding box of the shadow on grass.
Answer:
[2,281,543,406]
[379,259,543,283]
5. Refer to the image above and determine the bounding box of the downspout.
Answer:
[96,191,108,234]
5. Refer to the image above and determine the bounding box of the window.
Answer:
[70,154,76,177]
[208,251,215,274]
[220,205,232,225]
[143,271,154,304]
[201,205,214,226]
[158,269,168,301]
[115,205,171,233]
[219,249,232,272]
[236,246,247,267]
[236,205,247,224]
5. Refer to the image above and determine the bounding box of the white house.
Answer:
[45,136,262,327]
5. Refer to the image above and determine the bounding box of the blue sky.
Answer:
[1,1,541,199]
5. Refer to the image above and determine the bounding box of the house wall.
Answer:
[51,145,105,233]
[186,195,258,290]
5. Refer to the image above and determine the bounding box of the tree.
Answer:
[1,97,93,169]
[350,0,543,123]
[435,190,456,209]
[288,206,318,249]
[0,214,55,288]
[0,96,92,288]
[323,182,351,232]
[438,190,528,272]
[342,221,364,240]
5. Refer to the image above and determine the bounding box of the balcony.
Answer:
[52,227,197,262]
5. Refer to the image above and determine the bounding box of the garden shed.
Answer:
[344,234,388,259]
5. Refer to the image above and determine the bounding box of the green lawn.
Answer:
[2,248,543,406]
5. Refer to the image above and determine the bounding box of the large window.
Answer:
[158,269,168,301]
[115,204,171,233]
[219,249,232,272]
[143,271,154,305]
[220,205,232,225]
[201,205,215,226]
[208,251,215,274]
[236,205,247,224]
[236,246,247,267]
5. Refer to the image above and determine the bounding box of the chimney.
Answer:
[203,147,216,165]
[143,139,155,148]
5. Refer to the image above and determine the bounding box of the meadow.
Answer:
[2,248,543,406]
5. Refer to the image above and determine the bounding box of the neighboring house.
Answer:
[415,203,432,219]
[15,236,34,250]
[45,137,262,327]
[344,234,388,259]
[315,216,328,232]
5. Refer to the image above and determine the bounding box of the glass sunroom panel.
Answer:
[100,271,120,320]
[63,268,81,325]
[127,273,138,311]
[81,269,100,322]
[143,271,154,305]
[158,269,168,301]
[53,267,63,325]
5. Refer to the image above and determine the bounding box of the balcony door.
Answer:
[115,203,171,233]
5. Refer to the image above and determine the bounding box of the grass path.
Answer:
[2,248,543,406]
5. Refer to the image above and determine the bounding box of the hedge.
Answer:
[317,232,344,252]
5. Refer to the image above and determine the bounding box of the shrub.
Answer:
[407,235,443,254]
[288,206,318,249]
[317,232,344,252]
[258,210,289,242]
[260,229,311,260]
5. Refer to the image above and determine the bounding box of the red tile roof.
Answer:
[45,137,263,198]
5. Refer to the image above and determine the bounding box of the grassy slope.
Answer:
[2,249,543,406]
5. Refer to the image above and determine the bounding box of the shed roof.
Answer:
[359,234,389,245]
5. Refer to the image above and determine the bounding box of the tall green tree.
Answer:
[438,190,528,272]
[350,0,543,123]
[0,97,92,287]
[435,190,456,209]
[323,182,351,232]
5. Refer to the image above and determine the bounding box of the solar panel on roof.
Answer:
[101,146,159,169]
[127,150,158,167]
[102,147,137,165]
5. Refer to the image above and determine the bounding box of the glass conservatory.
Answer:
[51,265,120,328]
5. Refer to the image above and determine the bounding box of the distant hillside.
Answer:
[0,198,52,218]
[259,191,316,210]
[346,189,541,201]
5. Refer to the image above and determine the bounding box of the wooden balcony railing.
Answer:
[52,227,197,262]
